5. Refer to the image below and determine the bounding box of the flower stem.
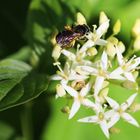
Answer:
[21,102,33,140]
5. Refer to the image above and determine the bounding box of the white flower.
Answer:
[61,48,92,67]
[79,51,125,96]
[116,48,140,82]
[79,18,109,53]
[63,83,95,119]
[105,93,139,128]
[51,62,88,84]
[78,102,111,138]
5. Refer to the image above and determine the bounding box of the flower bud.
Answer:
[99,11,108,25]
[52,45,62,60]
[132,19,140,38]
[76,12,87,25]
[133,35,140,51]
[113,19,121,35]
[56,84,66,98]
[106,42,116,58]
[107,36,118,46]
[51,33,57,45]
[87,47,98,56]
[129,103,140,112]
[122,81,138,90]
[133,71,139,80]
[99,88,109,104]
[61,106,70,114]
[110,127,120,134]
[117,41,125,53]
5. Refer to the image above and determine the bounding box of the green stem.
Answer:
[21,102,33,140]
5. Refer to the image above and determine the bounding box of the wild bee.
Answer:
[56,24,90,48]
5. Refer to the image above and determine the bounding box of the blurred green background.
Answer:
[0,0,140,140]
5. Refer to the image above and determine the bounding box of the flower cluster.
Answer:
[52,12,140,138]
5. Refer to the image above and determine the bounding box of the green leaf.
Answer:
[0,79,22,101]
[0,59,31,102]
[0,72,48,111]
[7,46,32,62]
[0,59,31,80]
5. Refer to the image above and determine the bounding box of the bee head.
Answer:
[73,24,90,36]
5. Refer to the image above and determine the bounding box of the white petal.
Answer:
[94,101,104,113]
[78,115,98,123]
[101,51,108,70]
[61,79,68,84]
[64,62,70,75]
[96,20,109,38]
[127,57,140,71]
[100,120,110,139]
[76,12,87,25]
[109,74,125,81]
[94,76,105,96]
[62,84,78,97]
[79,40,95,53]
[82,99,96,108]
[121,93,138,111]
[121,112,139,127]
[69,100,81,119]
[104,110,115,119]
[69,73,88,81]
[56,84,66,98]
[80,66,98,74]
[124,72,135,82]
[96,39,107,46]
[116,47,124,65]
[94,96,101,105]
[105,96,119,109]
[61,50,75,60]
[80,83,91,96]
[51,74,62,80]
[109,67,125,80]
[75,66,90,76]
[82,60,93,66]
[107,113,120,128]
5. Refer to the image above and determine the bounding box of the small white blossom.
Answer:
[79,51,125,96]
[78,102,111,138]
[61,48,92,67]
[115,48,140,82]
[80,18,109,53]
[63,83,95,119]
[105,93,139,128]
[52,62,88,84]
